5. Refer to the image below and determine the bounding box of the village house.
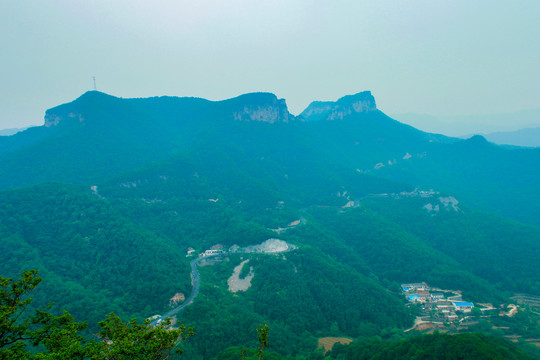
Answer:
[201,249,224,257]
[453,301,474,312]
[402,281,478,327]
[408,295,428,303]
[401,283,428,292]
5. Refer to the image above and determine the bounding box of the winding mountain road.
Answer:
[151,242,294,326]
[151,253,223,326]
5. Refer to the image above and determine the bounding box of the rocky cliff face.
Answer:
[229,93,294,123]
[44,111,84,127]
[300,91,377,121]
[43,91,296,127]
[43,91,112,127]
[42,91,376,128]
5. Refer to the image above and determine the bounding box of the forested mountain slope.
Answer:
[1,90,539,358]
[0,183,191,328]
[326,332,534,360]
[1,90,538,223]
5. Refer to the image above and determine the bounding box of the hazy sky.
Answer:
[1,0,539,129]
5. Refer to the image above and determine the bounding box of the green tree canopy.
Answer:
[0,270,192,359]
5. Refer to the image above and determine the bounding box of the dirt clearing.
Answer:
[317,337,352,354]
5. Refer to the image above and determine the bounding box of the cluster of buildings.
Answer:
[401,283,474,322]
[186,239,294,258]
[186,248,225,257]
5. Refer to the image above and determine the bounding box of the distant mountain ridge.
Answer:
[300,91,377,121]
[0,127,30,136]
[0,90,447,190]
[43,91,296,128]
[482,126,540,147]
[1,89,540,359]
[41,90,380,128]
[1,90,538,226]
[392,109,540,137]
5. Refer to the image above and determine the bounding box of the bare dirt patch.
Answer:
[317,337,352,354]
[228,260,254,293]
[169,293,185,307]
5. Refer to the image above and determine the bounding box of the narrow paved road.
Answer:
[151,253,223,326]
[151,244,293,326]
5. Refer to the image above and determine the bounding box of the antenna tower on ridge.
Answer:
[93,76,97,91]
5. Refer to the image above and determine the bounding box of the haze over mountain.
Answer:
[0,127,28,136]
[481,127,540,147]
[392,109,540,137]
[2,2,539,132]
[1,90,539,358]
[3,1,540,357]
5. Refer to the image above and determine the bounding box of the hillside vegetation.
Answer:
[1,91,539,358]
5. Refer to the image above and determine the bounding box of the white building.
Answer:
[452,302,474,312]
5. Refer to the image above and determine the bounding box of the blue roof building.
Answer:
[453,302,474,307]
[453,302,474,312]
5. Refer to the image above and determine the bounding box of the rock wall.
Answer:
[232,97,293,123]
[300,91,377,121]
[44,111,84,127]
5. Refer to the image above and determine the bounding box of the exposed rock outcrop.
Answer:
[43,91,116,127]
[243,239,291,253]
[169,292,185,307]
[44,111,84,127]
[300,91,377,121]
[228,93,294,123]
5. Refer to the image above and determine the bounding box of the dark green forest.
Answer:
[1,91,539,358]
[325,332,534,360]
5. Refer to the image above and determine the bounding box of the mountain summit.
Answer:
[43,91,295,127]
[300,91,377,121]
[1,89,540,360]
[2,89,539,229]
[44,91,119,127]
[221,92,294,123]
